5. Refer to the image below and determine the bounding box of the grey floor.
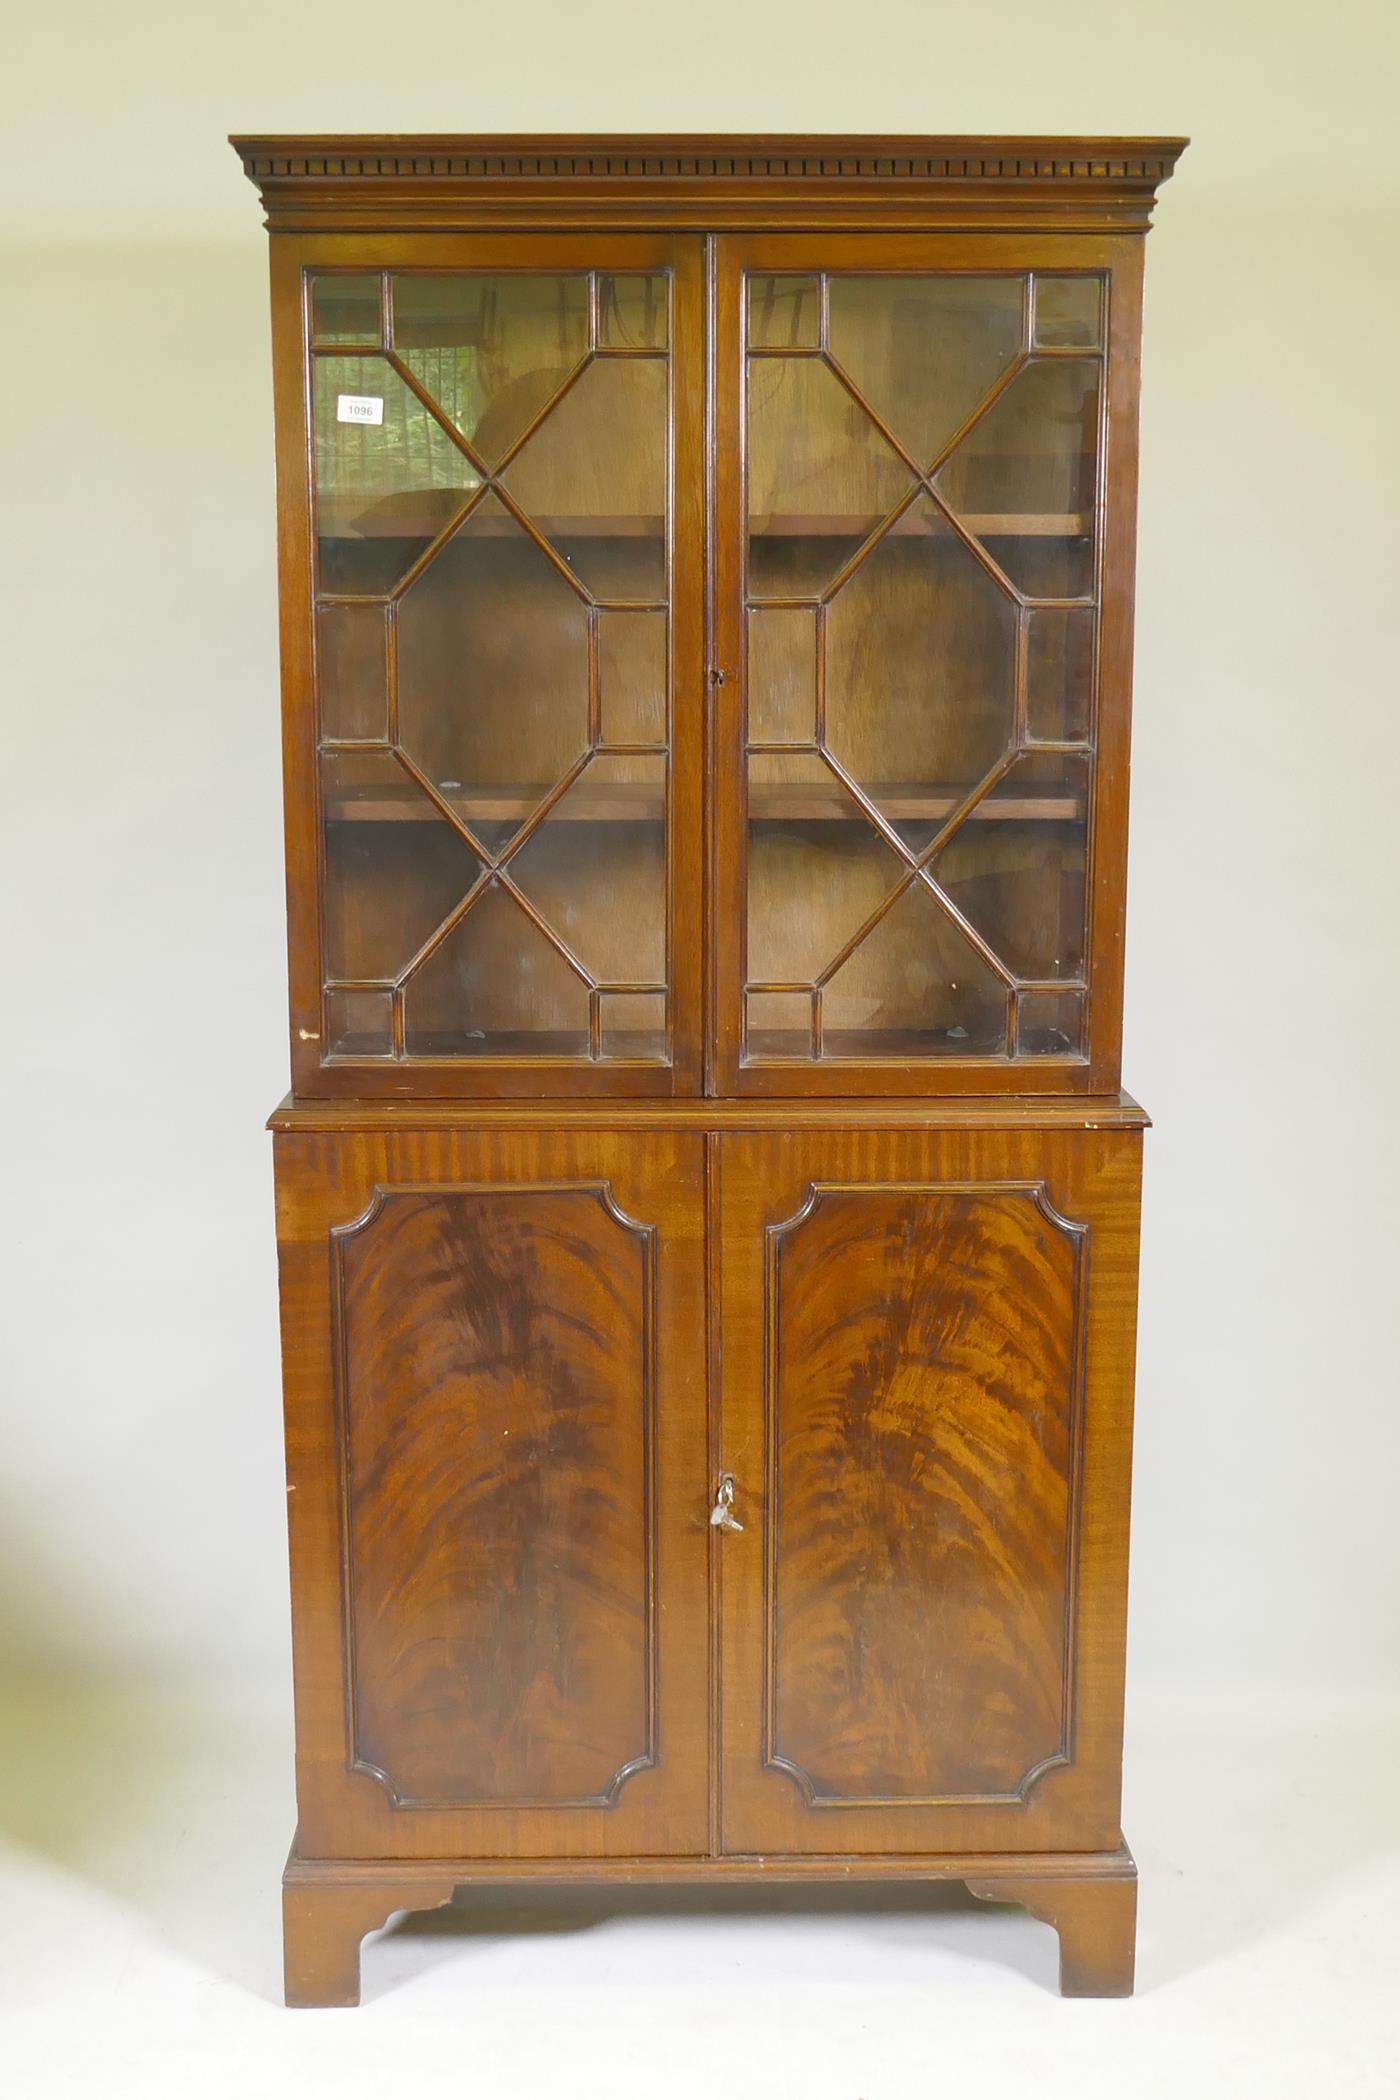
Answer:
[1,1678,1396,2097]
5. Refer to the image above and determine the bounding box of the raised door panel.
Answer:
[338,1183,654,1809]
[711,231,1144,1097]
[716,1127,1142,1855]
[275,1128,708,1858]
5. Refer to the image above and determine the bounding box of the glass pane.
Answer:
[746,752,906,987]
[931,754,1090,982]
[312,274,382,346]
[320,750,482,983]
[821,876,1010,1056]
[747,356,910,599]
[1033,275,1102,349]
[599,611,666,746]
[824,498,1017,853]
[391,274,590,466]
[1026,606,1095,744]
[748,608,817,746]
[501,358,667,600]
[748,275,820,350]
[325,987,393,1057]
[402,878,590,1058]
[396,491,589,852]
[1018,985,1086,1057]
[312,353,480,595]
[599,990,666,1059]
[935,358,1100,597]
[739,268,1103,1070]
[746,989,814,1058]
[508,755,666,988]
[599,274,667,350]
[827,275,1024,468]
[317,604,388,742]
[312,270,674,1068]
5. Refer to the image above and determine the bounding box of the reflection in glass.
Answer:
[827,275,1023,469]
[392,274,590,465]
[1033,275,1102,349]
[747,356,909,598]
[311,274,381,346]
[599,275,668,350]
[936,357,1099,517]
[748,275,820,350]
[502,358,667,599]
[312,353,480,595]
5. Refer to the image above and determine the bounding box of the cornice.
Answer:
[231,133,1187,235]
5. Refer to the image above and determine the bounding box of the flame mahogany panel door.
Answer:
[715,1125,1143,1855]
[274,1126,709,1859]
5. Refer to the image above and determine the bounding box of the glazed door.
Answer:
[276,233,704,1098]
[715,1127,1142,1854]
[711,233,1142,1097]
[275,1127,709,1858]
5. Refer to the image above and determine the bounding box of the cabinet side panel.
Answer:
[336,1184,654,1808]
[767,1184,1082,1803]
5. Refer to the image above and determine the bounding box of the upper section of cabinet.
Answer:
[236,138,1183,1100]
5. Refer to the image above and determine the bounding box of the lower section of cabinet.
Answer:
[271,1104,1145,2003]
[282,1840,1138,2006]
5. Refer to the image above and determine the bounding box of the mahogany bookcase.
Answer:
[235,133,1185,2005]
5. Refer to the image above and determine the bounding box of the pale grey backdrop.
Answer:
[3,0,1397,1719]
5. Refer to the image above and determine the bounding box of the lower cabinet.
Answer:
[273,1114,1144,2003]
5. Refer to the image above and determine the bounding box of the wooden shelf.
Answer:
[327,781,664,825]
[751,511,1091,539]
[748,783,1083,824]
[325,780,1083,826]
[329,1028,667,1062]
[318,494,1090,542]
[319,498,666,541]
[745,1027,1010,1060]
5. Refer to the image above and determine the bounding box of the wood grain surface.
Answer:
[716,1123,1142,1857]
[763,1182,1083,1804]
[275,1126,709,1861]
[336,1182,656,1807]
[245,135,1176,2004]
